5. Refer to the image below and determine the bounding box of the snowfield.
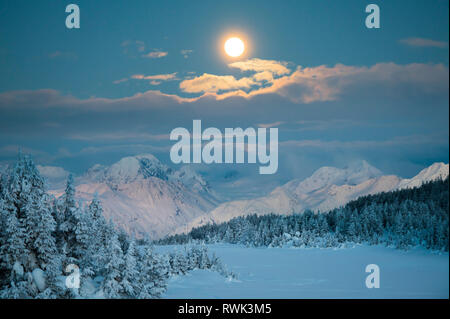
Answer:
[157,244,449,299]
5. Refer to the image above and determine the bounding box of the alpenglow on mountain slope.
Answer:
[178,161,449,234]
[50,154,219,239]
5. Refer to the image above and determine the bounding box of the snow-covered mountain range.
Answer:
[50,154,219,239]
[41,154,448,239]
[177,161,449,235]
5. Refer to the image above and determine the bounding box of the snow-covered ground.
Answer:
[157,244,449,299]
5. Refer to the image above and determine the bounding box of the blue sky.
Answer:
[0,0,448,191]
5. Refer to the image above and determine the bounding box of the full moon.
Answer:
[224,37,245,57]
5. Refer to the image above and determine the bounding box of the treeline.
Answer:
[0,154,230,299]
[159,178,449,251]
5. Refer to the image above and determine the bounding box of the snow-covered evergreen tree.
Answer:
[2,207,28,277]
[102,232,124,298]
[32,194,58,268]
[0,154,61,297]
[86,194,108,270]
[58,174,80,264]
[138,245,169,298]
[1,153,216,299]
[121,240,139,298]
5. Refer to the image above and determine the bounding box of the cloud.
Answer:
[78,144,171,156]
[0,89,80,108]
[252,71,275,82]
[178,62,448,103]
[229,63,449,103]
[181,49,193,58]
[130,73,178,86]
[0,63,447,179]
[113,78,128,84]
[229,58,291,76]
[0,89,201,116]
[280,134,448,150]
[0,145,49,158]
[37,165,70,180]
[121,40,145,51]
[121,40,146,57]
[49,51,78,60]
[180,73,257,93]
[257,121,285,128]
[179,58,291,94]
[290,119,364,132]
[68,132,169,142]
[1,62,448,111]
[131,73,178,81]
[400,37,448,48]
[142,50,168,58]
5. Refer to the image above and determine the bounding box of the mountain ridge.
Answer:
[175,161,449,235]
[40,156,448,239]
[50,154,219,239]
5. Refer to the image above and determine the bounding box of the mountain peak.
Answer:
[426,162,448,172]
[343,160,383,184]
[397,162,449,189]
[71,153,218,239]
[84,154,171,185]
[288,160,382,195]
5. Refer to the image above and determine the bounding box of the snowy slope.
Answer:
[178,161,448,234]
[51,154,219,239]
[397,162,449,189]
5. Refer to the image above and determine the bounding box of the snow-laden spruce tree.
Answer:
[0,154,61,297]
[73,201,97,293]
[138,245,169,298]
[9,155,52,261]
[101,232,124,298]
[121,240,139,298]
[58,174,82,264]
[84,194,108,271]
[169,251,189,275]
[0,192,28,275]
[31,194,58,269]
[1,153,232,299]
[31,193,63,298]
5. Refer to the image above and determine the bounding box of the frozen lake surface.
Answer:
[157,244,449,299]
